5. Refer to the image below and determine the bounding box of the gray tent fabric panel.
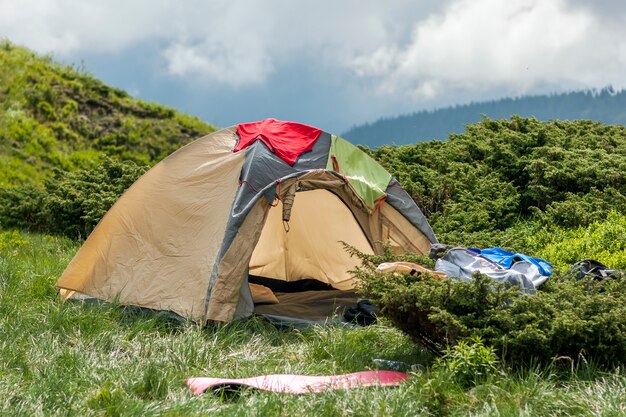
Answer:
[231,132,331,219]
[385,178,438,244]
[234,141,293,215]
[203,142,286,317]
[292,131,331,171]
[232,132,331,221]
[234,269,254,319]
[255,314,346,329]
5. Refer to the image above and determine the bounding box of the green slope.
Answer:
[0,41,215,188]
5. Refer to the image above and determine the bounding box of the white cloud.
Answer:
[155,1,433,86]
[347,0,626,101]
[0,0,441,87]
[163,41,273,86]
[1,0,625,98]
[0,0,171,53]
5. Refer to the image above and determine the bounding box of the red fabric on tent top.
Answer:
[235,118,323,166]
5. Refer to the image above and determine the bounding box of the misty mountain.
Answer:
[343,88,626,147]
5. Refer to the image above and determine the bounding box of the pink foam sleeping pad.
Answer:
[187,370,407,395]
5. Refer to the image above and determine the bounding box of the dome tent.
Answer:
[56,119,437,323]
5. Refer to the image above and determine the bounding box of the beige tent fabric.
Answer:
[277,170,383,254]
[248,283,280,304]
[55,127,245,322]
[249,189,375,290]
[380,202,431,255]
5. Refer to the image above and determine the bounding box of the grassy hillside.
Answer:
[0,41,215,188]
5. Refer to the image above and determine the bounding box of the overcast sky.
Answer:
[1,0,625,133]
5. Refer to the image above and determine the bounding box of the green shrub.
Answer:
[0,186,45,230]
[0,158,147,238]
[432,337,499,386]
[540,188,626,228]
[369,117,626,236]
[525,212,626,270]
[0,230,29,252]
[357,259,626,367]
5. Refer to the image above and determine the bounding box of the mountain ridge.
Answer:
[343,88,626,147]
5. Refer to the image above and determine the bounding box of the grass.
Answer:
[1,229,626,416]
[0,41,215,189]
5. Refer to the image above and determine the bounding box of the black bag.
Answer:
[344,300,380,326]
[569,260,621,281]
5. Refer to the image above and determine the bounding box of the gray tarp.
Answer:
[435,248,549,293]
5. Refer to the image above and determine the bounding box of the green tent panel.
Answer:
[326,135,392,211]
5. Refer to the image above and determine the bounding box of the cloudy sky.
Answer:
[1,0,625,133]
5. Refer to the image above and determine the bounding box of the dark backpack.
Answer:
[569,260,622,281]
[344,300,380,326]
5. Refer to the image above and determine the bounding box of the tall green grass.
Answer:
[1,229,625,416]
